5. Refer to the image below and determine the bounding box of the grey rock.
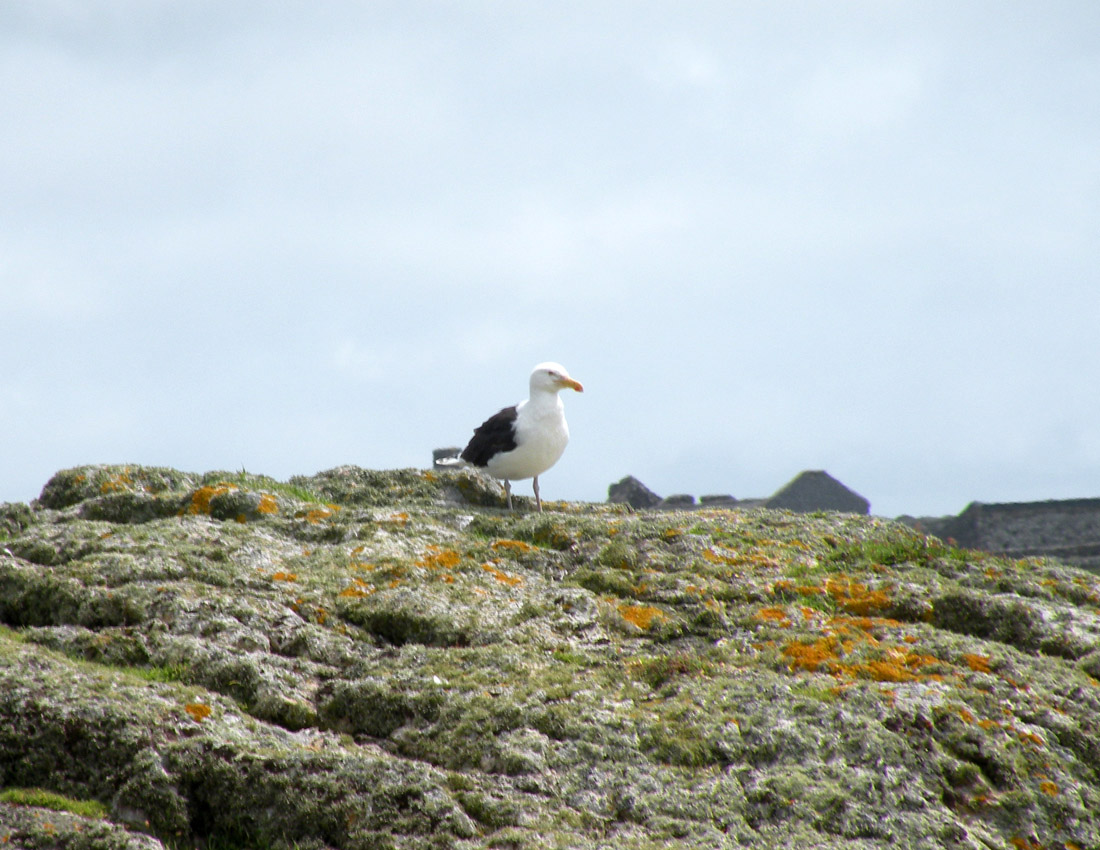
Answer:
[766,469,870,515]
[608,475,662,509]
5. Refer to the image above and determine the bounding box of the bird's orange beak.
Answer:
[561,377,584,392]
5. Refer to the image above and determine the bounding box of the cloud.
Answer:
[1,3,1099,517]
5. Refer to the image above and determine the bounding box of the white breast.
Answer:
[484,398,569,481]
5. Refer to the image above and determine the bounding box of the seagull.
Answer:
[459,362,583,512]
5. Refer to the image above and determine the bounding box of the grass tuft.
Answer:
[0,787,108,819]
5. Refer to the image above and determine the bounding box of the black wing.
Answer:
[460,405,519,467]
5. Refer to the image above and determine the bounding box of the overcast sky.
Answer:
[3,2,1099,518]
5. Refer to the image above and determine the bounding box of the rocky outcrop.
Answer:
[2,464,1099,849]
[607,475,662,509]
[608,470,871,515]
[766,470,871,515]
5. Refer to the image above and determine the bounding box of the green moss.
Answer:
[523,517,578,550]
[131,663,190,683]
[0,501,34,538]
[294,466,451,507]
[630,651,713,690]
[550,647,588,666]
[821,531,970,571]
[570,567,642,599]
[6,464,1100,850]
[640,721,724,768]
[789,681,841,703]
[456,791,522,829]
[319,678,444,737]
[337,599,473,647]
[0,787,109,819]
[597,539,641,570]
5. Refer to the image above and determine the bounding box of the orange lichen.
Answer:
[99,469,134,494]
[783,637,842,674]
[702,547,742,566]
[1018,731,1045,747]
[825,575,893,616]
[184,703,212,723]
[257,493,279,515]
[618,603,667,630]
[482,562,523,587]
[272,572,297,582]
[781,627,946,684]
[755,606,794,627]
[416,547,462,570]
[855,660,921,683]
[185,484,234,515]
[1039,780,1059,797]
[303,505,341,524]
[339,578,375,598]
[492,539,536,554]
[964,653,993,673]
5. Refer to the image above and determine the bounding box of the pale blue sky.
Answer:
[3,2,1099,517]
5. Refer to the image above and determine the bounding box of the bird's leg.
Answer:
[533,476,542,512]
[504,480,513,510]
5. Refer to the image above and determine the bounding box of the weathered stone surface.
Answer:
[1,463,1099,849]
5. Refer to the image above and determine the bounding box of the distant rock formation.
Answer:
[765,470,870,515]
[607,475,661,509]
[608,469,870,516]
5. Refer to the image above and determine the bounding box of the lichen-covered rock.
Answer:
[1,463,1098,849]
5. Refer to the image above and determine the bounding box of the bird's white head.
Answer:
[530,362,584,394]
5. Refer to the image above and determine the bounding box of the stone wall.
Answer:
[917,499,1100,572]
